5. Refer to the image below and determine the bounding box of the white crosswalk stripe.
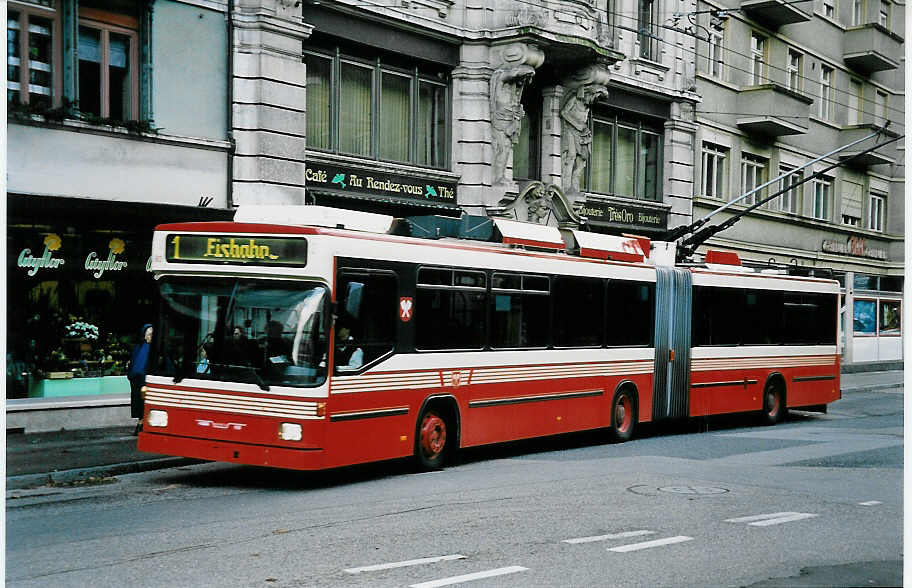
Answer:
[409,566,528,588]
[607,535,694,552]
[344,554,466,574]
[562,530,655,544]
[725,512,818,526]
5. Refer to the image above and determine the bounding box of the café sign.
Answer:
[578,200,668,231]
[822,236,888,260]
[305,162,457,206]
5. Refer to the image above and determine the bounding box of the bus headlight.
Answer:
[279,423,302,441]
[148,410,168,427]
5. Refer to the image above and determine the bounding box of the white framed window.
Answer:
[875,90,888,126]
[853,0,865,24]
[708,29,724,79]
[78,9,140,120]
[848,79,863,125]
[823,0,836,18]
[750,33,766,85]
[869,193,885,231]
[638,0,660,61]
[819,65,833,119]
[701,143,728,199]
[740,153,767,205]
[778,165,802,213]
[879,0,890,27]
[812,176,832,220]
[787,50,802,91]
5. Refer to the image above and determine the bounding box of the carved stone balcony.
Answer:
[843,24,903,73]
[740,0,811,28]
[838,124,899,167]
[736,84,812,136]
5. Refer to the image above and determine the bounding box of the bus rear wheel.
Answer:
[762,380,785,425]
[610,388,637,443]
[416,408,448,471]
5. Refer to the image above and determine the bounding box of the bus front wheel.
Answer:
[416,408,448,471]
[610,388,637,443]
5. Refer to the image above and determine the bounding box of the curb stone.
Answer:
[6,457,200,491]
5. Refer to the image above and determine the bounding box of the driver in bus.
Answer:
[334,319,363,371]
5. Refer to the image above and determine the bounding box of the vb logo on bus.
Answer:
[399,297,414,322]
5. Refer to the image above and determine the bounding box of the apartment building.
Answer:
[690,0,904,363]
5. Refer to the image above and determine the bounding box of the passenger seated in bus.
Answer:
[224,326,256,367]
[334,319,363,371]
[196,343,212,374]
[264,320,293,365]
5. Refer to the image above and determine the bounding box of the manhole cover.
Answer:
[658,485,729,495]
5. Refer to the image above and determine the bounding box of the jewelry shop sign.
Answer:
[578,200,668,231]
[305,162,457,205]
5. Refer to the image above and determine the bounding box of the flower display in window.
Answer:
[64,320,100,340]
[109,238,125,255]
[44,233,62,251]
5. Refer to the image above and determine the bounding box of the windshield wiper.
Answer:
[216,362,270,391]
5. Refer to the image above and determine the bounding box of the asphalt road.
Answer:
[6,388,903,588]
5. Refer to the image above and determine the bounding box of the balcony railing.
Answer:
[843,24,903,73]
[736,84,813,136]
[740,0,812,28]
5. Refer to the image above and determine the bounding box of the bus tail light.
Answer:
[316,402,326,417]
[279,423,303,441]
[148,410,168,427]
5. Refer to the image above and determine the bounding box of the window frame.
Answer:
[77,8,140,120]
[584,109,664,202]
[701,142,728,200]
[739,153,768,206]
[874,90,888,126]
[819,65,833,119]
[812,176,832,220]
[777,164,802,213]
[750,33,766,85]
[7,1,62,107]
[853,0,865,24]
[786,50,802,91]
[869,192,885,232]
[708,28,725,79]
[823,0,836,18]
[637,0,660,61]
[879,0,890,27]
[848,79,863,125]
[304,47,451,170]
[414,266,487,351]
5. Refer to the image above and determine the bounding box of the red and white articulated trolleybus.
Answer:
[138,206,841,471]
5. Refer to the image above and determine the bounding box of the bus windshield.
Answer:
[150,277,329,388]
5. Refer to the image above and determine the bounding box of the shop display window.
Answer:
[6,223,155,398]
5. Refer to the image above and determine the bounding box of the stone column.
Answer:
[540,86,563,188]
[231,0,313,205]
[664,103,698,231]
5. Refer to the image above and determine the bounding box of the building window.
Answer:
[7,3,58,108]
[305,48,450,169]
[638,0,659,61]
[750,33,766,85]
[739,153,767,205]
[787,50,802,91]
[819,65,833,119]
[708,29,724,79]
[853,0,864,24]
[584,110,663,202]
[513,91,541,180]
[879,0,890,27]
[823,0,836,18]
[778,164,802,213]
[869,192,885,231]
[78,9,139,120]
[812,176,832,220]
[848,79,863,125]
[701,142,728,199]
[875,90,888,126]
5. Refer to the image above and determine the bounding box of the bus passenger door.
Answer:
[652,268,692,420]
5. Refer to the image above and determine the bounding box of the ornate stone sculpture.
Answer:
[560,64,611,196]
[489,43,544,186]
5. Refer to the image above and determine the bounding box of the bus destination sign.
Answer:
[165,234,308,267]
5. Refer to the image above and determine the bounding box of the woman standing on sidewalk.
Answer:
[128,324,153,435]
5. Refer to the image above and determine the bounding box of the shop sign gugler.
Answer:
[85,238,128,278]
[166,234,308,267]
[17,233,66,276]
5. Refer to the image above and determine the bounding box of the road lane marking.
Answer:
[607,536,693,552]
[859,501,883,506]
[726,512,818,526]
[344,554,466,574]
[409,566,528,588]
[563,530,655,544]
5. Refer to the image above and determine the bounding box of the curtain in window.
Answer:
[380,71,410,162]
[78,26,102,115]
[339,62,372,156]
[589,119,612,193]
[615,125,636,197]
[640,131,660,200]
[418,81,446,168]
[306,55,331,150]
[109,32,131,120]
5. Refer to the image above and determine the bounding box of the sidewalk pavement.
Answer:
[5,369,904,491]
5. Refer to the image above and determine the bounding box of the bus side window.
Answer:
[335,272,397,372]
